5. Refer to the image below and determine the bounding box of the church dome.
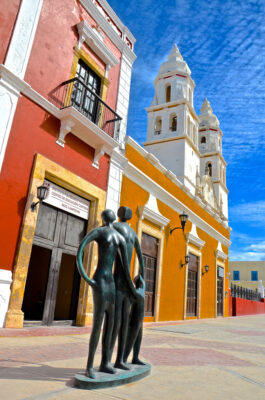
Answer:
[199,98,219,127]
[158,44,191,76]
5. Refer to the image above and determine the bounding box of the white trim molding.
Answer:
[138,194,170,231]
[105,147,128,212]
[80,0,136,64]
[0,65,120,167]
[77,21,119,73]
[215,242,228,261]
[0,0,44,173]
[185,224,205,249]
[124,161,231,248]
[0,269,12,327]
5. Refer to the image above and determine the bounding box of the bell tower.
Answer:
[198,98,228,220]
[144,44,200,194]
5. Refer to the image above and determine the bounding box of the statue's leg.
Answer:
[123,302,138,363]
[86,295,105,379]
[100,302,116,374]
[124,301,145,364]
[110,289,123,357]
[132,326,145,365]
[114,296,130,370]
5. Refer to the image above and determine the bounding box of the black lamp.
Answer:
[181,255,190,268]
[170,212,189,234]
[202,265,209,276]
[31,184,48,211]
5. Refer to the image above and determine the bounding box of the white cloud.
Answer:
[229,200,265,224]
[229,250,265,262]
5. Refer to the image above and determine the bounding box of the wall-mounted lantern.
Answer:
[170,212,189,234]
[181,255,190,268]
[31,184,48,212]
[202,265,209,276]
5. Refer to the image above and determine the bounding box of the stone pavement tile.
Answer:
[0,333,90,348]
[51,366,265,400]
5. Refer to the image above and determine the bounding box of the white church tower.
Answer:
[143,44,228,224]
[144,44,200,194]
[198,98,228,220]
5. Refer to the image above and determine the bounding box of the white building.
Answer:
[143,44,228,224]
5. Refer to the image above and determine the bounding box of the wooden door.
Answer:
[186,253,199,316]
[23,201,87,325]
[217,267,224,316]
[141,233,158,317]
[73,60,101,121]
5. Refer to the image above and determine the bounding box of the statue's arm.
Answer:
[134,236,145,281]
[119,239,137,296]
[76,230,99,289]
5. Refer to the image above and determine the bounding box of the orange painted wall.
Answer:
[197,228,219,318]
[119,143,230,321]
[157,201,187,320]
[126,145,230,239]
[0,96,110,272]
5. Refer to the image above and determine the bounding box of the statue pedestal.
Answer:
[74,363,151,390]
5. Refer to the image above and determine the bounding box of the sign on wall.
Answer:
[43,180,90,220]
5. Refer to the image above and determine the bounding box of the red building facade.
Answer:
[0,0,136,328]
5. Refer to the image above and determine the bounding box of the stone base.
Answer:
[74,363,151,390]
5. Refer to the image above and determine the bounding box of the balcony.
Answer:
[50,78,122,167]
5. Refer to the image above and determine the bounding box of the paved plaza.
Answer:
[0,314,265,400]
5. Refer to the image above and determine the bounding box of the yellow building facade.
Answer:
[119,137,230,322]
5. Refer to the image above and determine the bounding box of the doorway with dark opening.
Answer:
[141,232,158,317]
[22,190,89,326]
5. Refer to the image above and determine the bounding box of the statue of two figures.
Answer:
[76,206,146,379]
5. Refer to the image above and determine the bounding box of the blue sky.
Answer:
[108,0,265,261]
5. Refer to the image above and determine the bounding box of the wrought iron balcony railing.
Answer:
[50,78,121,138]
[231,283,262,302]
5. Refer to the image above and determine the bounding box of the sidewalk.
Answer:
[0,315,265,400]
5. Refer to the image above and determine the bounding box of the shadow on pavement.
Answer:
[0,363,83,385]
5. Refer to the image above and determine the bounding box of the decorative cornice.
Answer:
[109,147,128,171]
[146,99,199,123]
[124,161,231,248]
[77,21,119,68]
[215,249,228,261]
[0,64,60,117]
[79,0,136,64]
[95,0,136,45]
[138,205,169,231]
[127,136,228,228]
[200,151,227,167]
[185,232,205,249]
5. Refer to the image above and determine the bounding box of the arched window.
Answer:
[206,162,212,177]
[155,117,162,135]
[201,136,206,144]
[170,114,177,132]
[166,85,171,103]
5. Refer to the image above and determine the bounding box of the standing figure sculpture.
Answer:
[76,209,137,379]
[111,206,146,368]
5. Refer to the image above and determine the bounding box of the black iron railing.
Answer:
[231,283,261,302]
[50,78,121,138]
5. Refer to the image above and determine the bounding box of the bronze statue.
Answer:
[76,209,137,379]
[124,273,145,365]
[111,206,146,368]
